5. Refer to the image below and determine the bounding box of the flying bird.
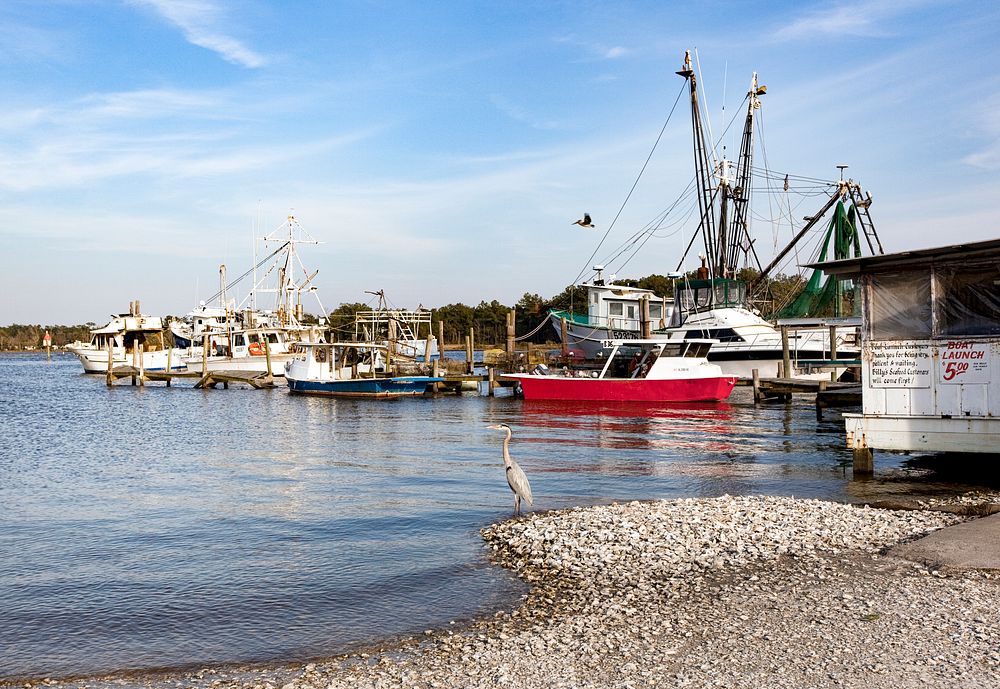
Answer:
[572,213,595,228]
[487,423,533,514]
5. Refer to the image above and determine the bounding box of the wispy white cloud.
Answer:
[488,94,565,130]
[961,93,1000,170]
[0,20,69,63]
[0,86,381,191]
[771,0,929,41]
[553,34,634,62]
[129,0,267,68]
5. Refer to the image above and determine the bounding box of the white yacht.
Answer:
[67,303,187,374]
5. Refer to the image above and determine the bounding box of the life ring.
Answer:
[249,342,265,356]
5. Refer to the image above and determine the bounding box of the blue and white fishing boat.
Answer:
[284,342,442,398]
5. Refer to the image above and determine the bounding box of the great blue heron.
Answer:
[487,423,533,514]
[572,213,595,228]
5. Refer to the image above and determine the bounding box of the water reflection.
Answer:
[1,355,995,681]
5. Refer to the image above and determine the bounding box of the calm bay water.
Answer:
[0,352,983,680]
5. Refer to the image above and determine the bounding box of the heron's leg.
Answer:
[514,495,520,514]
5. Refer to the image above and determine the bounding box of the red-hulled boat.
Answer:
[502,339,737,402]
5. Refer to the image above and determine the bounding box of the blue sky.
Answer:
[1,0,998,325]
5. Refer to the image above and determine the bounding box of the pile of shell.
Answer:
[481,495,963,587]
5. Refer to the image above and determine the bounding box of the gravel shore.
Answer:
[15,494,1000,689]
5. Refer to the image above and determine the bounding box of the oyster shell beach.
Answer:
[25,494,1000,689]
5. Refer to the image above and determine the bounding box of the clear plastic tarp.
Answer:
[936,260,1000,337]
[868,270,932,340]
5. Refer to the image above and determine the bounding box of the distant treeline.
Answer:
[0,323,95,350]
[327,270,807,346]
[3,270,808,349]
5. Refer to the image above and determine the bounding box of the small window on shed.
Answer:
[609,303,623,316]
[936,261,1000,337]
[868,270,932,340]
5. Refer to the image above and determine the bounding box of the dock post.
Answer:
[488,366,496,397]
[438,320,445,355]
[131,345,137,386]
[464,334,472,374]
[752,368,761,403]
[506,309,515,355]
[106,338,114,387]
[829,324,838,360]
[137,343,145,386]
[815,380,829,420]
[780,325,791,380]
[640,297,651,338]
[431,357,440,393]
[853,447,874,475]
[560,317,568,357]
[467,327,475,374]
[166,345,172,387]
[198,333,211,389]
[264,338,273,385]
[425,332,434,364]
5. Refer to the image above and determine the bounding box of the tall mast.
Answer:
[728,73,766,274]
[676,51,719,277]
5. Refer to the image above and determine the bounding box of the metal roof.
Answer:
[805,237,1000,276]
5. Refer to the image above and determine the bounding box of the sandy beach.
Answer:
[13,494,1000,689]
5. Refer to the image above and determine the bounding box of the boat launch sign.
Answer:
[938,340,991,384]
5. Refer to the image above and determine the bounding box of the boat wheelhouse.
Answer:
[812,238,1000,474]
[67,302,187,373]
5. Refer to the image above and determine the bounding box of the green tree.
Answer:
[327,302,368,339]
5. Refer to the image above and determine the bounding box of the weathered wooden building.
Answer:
[813,239,1000,473]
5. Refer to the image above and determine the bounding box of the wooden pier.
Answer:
[105,365,276,389]
[749,368,862,419]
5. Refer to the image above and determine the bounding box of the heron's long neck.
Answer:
[501,430,512,468]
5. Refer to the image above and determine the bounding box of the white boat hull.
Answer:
[184,354,294,375]
[70,347,188,374]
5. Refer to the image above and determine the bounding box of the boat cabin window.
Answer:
[660,343,684,357]
[248,333,260,344]
[233,334,246,347]
[649,303,663,319]
[868,270,932,340]
[266,332,281,343]
[609,303,623,316]
[935,261,1000,337]
[313,346,328,363]
[684,342,713,358]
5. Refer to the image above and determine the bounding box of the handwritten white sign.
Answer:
[868,342,932,388]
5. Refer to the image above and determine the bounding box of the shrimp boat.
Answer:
[284,342,443,398]
[181,214,329,375]
[502,339,737,402]
[550,51,883,379]
[67,302,187,373]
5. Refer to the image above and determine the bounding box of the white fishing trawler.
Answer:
[180,214,328,376]
[67,301,187,373]
[549,51,883,379]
